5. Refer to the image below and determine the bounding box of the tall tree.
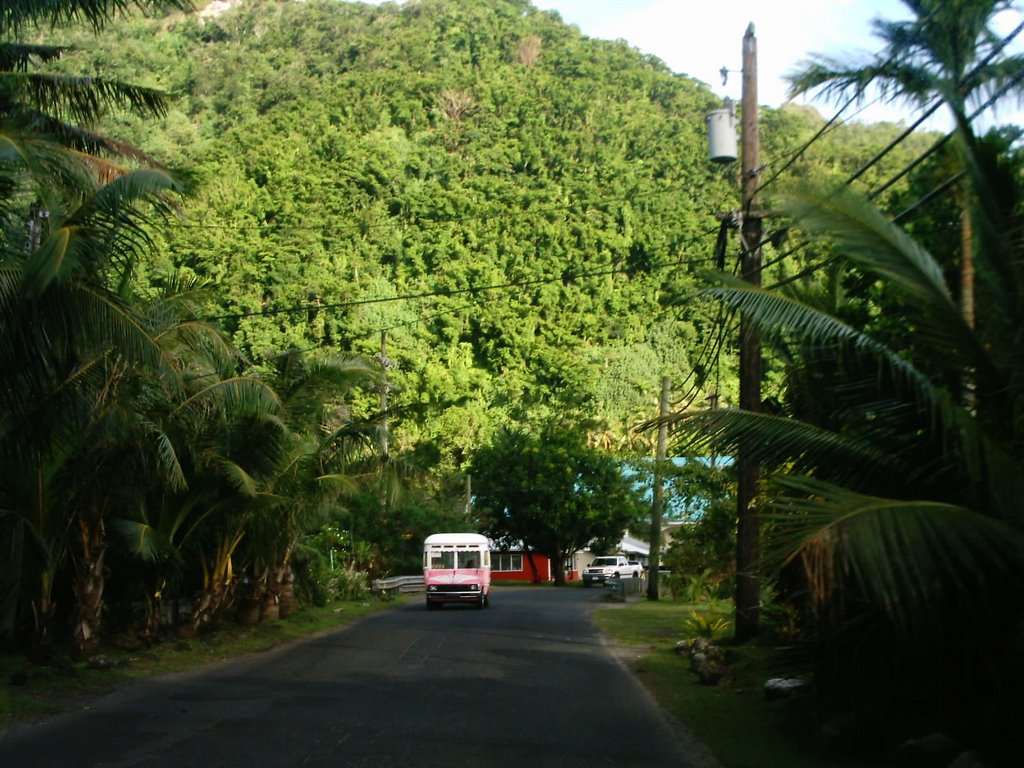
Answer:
[786,0,1024,331]
[1,0,191,649]
[672,126,1024,755]
[0,168,187,652]
[472,423,642,585]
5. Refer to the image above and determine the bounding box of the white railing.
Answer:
[372,575,425,598]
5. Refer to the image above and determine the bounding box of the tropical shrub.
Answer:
[674,127,1024,758]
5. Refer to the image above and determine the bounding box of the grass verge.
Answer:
[592,598,896,768]
[0,596,405,730]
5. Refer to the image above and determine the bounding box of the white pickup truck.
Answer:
[582,555,641,587]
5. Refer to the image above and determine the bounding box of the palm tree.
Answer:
[786,0,1024,329]
[0,169,187,653]
[1,1,193,208]
[0,0,194,652]
[670,130,1024,753]
[234,350,377,623]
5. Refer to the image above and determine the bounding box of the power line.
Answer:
[751,3,951,200]
[748,8,1022,219]
[732,23,1024,288]
[869,65,1024,201]
[205,225,723,322]
[845,17,1024,189]
[753,91,867,196]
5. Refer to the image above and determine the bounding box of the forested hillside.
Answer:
[45,0,934,471]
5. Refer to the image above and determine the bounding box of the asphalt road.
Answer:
[0,586,712,768]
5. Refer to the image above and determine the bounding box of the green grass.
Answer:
[0,596,405,729]
[592,599,896,768]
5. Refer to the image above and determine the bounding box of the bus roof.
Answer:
[423,532,490,547]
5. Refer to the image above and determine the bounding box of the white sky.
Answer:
[530,0,1024,132]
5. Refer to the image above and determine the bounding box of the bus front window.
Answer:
[457,551,479,569]
[430,551,455,570]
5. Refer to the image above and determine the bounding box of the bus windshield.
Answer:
[429,551,455,570]
[426,550,481,569]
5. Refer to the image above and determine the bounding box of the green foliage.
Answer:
[44,0,772,464]
[326,566,371,602]
[0,0,980,662]
[684,608,731,640]
[661,458,736,581]
[677,129,1024,757]
[472,420,644,582]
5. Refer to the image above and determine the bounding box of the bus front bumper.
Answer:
[425,584,485,604]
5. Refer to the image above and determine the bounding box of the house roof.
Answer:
[618,534,650,557]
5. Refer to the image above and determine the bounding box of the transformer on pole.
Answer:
[706,98,738,164]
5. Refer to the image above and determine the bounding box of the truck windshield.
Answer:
[593,557,617,566]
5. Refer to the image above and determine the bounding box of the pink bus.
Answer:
[423,532,491,610]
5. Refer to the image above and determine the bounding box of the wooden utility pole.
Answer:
[380,330,389,459]
[735,22,762,642]
[647,375,671,601]
[378,330,391,525]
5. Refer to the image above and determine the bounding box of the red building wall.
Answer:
[491,551,552,583]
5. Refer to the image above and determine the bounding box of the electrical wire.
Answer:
[204,224,723,322]
[728,20,1024,289]
[845,17,1024,189]
[869,65,1024,201]
[753,91,888,198]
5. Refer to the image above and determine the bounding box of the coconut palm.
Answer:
[233,350,378,623]
[786,0,1024,332]
[670,129,1024,752]
[786,0,1024,125]
[0,0,197,652]
[1,0,193,214]
[0,168,188,652]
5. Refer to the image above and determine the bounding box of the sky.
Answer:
[529,0,1024,132]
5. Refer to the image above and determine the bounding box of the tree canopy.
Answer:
[39,0,940,471]
[471,423,644,584]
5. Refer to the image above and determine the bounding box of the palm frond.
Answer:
[0,122,96,192]
[142,420,186,491]
[20,168,186,293]
[3,71,170,122]
[699,274,955,414]
[0,43,67,72]
[699,275,1022,515]
[785,55,887,103]
[315,473,361,497]
[764,474,1024,644]
[783,183,955,308]
[108,517,171,562]
[215,459,258,499]
[175,377,282,422]
[666,407,903,484]
[0,0,194,36]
